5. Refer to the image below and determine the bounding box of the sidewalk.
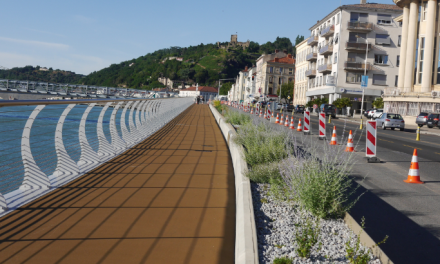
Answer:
[0,105,235,264]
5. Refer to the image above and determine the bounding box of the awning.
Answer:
[267,94,278,98]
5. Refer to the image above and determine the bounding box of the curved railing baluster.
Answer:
[52,104,80,186]
[129,101,142,143]
[78,103,99,172]
[110,102,126,155]
[21,105,50,190]
[121,101,133,146]
[97,102,115,161]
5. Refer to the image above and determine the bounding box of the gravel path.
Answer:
[252,183,380,264]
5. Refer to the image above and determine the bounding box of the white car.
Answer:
[372,109,383,119]
[276,103,282,110]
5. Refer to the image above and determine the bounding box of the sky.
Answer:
[1,0,396,75]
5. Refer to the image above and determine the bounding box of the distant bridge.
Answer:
[0,79,168,100]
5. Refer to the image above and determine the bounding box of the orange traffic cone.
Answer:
[345,130,354,152]
[250,107,254,114]
[259,109,262,117]
[275,113,280,124]
[290,116,295,129]
[279,113,284,125]
[284,116,289,127]
[297,118,302,132]
[404,149,424,184]
[329,126,337,145]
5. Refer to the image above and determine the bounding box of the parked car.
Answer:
[364,109,374,117]
[376,113,405,131]
[427,113,440,128]
[416,112,430,127]
[294,105,305,113]
[367,109,377,118]
[276,103,282,110]
[286,104,294,112]
[372,109,383,119]
[320,104,337,118]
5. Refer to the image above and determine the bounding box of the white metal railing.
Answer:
[0,97,193,214]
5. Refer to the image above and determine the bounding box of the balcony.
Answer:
[318,64,332,73]
[305,69,317,77]
[307,36,318,46]
[319,44,333,56]
[344,61,373,71]
[320,25,334,38]
[345,42,371,52]
[347,21,374,32]
[306,52,317,61]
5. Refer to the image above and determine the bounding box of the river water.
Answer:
[0,103,132,194]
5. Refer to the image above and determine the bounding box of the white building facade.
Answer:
[305,2,402,113]
[294,39,309,106]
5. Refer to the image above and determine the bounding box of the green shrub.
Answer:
[279,140,361,219]
[234,122,292,167]
[294,217,321,258]
[245,162,281,183]
[273,256,293,264]
[224,110,251,125]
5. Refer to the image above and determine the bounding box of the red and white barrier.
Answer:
[366,120,380,163]
[304,110,310,133]
[319,113,326,139]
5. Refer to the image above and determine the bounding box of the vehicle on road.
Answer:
[320,104,336,118]
[427,113,440,128]
[284,104,294,112]
[367,109,377,118]
[376,113,405,131]
[276,103,282,110]
[364,109,374,117]
[416,112,429,127]
[372,109,383,119]
[294,105,305,113]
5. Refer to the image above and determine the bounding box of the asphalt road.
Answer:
[247,109,440,263]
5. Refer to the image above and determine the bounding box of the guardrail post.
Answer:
[52,104,80,185]
[97,102,115,161]
[20,105,51,190]
[129,101,142,143]
[0,193,6,212]
[78,103,100,172]
[110,102,126,155]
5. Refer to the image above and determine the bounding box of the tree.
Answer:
[372,97,384,108]
[277,82,294,100]
[248,41,260,53]
[219,82,232,95]
[195,69,208,84]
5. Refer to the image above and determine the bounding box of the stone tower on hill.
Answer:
[217,34,250,50]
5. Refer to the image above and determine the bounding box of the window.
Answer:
[279,67,283,73]
[397,55,400,67]
[374,54,388,64]
[376,34,391,45]
[399,21,403,27]
[346,72,362,83]
[423,1,428,21]
[269,76,273,83]
[289,68,293,75]
[395,75,398,87]
[350,12,369,22]
[419,37,425,84]
[373,74,387,85]
[270,67,273,73]
[334,52,338,63]
[398,35,401,46]
[377,14,392,25]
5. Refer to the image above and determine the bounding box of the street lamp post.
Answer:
[356,35,368,129]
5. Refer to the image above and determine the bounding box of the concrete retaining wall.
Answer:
[209,104,259,264]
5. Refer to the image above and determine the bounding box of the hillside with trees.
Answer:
[0,66,85,84]
[1,35,305,91]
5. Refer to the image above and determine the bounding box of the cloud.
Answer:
[0,37,69,50]
[22,27,66,38]
[74,15,94,24]
[0,52,36,68]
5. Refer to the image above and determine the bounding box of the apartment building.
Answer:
[294,38,309,106]
[304,1,402,113]
[384,0,440,116]
[244,66,257,103]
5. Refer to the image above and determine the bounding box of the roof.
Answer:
[268,54,295,64]
[180,86,218,93]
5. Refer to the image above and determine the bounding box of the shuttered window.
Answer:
[376,34,390,45]
[373,74,387,85]
[377,14,392,25]
[346,72,362,83]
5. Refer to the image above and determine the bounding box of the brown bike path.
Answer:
[0,104,235,264]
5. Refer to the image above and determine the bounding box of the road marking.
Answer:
[435,152,440,155]
[379,139,394,143]
[403,145,422,150]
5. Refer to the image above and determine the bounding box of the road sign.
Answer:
[304,111,310,133]
[319,113,326,139]
[366,121,377,157]
[288,96,291,100]
[313,104,318,109]
[361,75,368,88]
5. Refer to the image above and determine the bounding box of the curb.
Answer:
[209,104,259,264]
[344,213,393,264]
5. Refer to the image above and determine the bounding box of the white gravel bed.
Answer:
[252,183,380,264]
